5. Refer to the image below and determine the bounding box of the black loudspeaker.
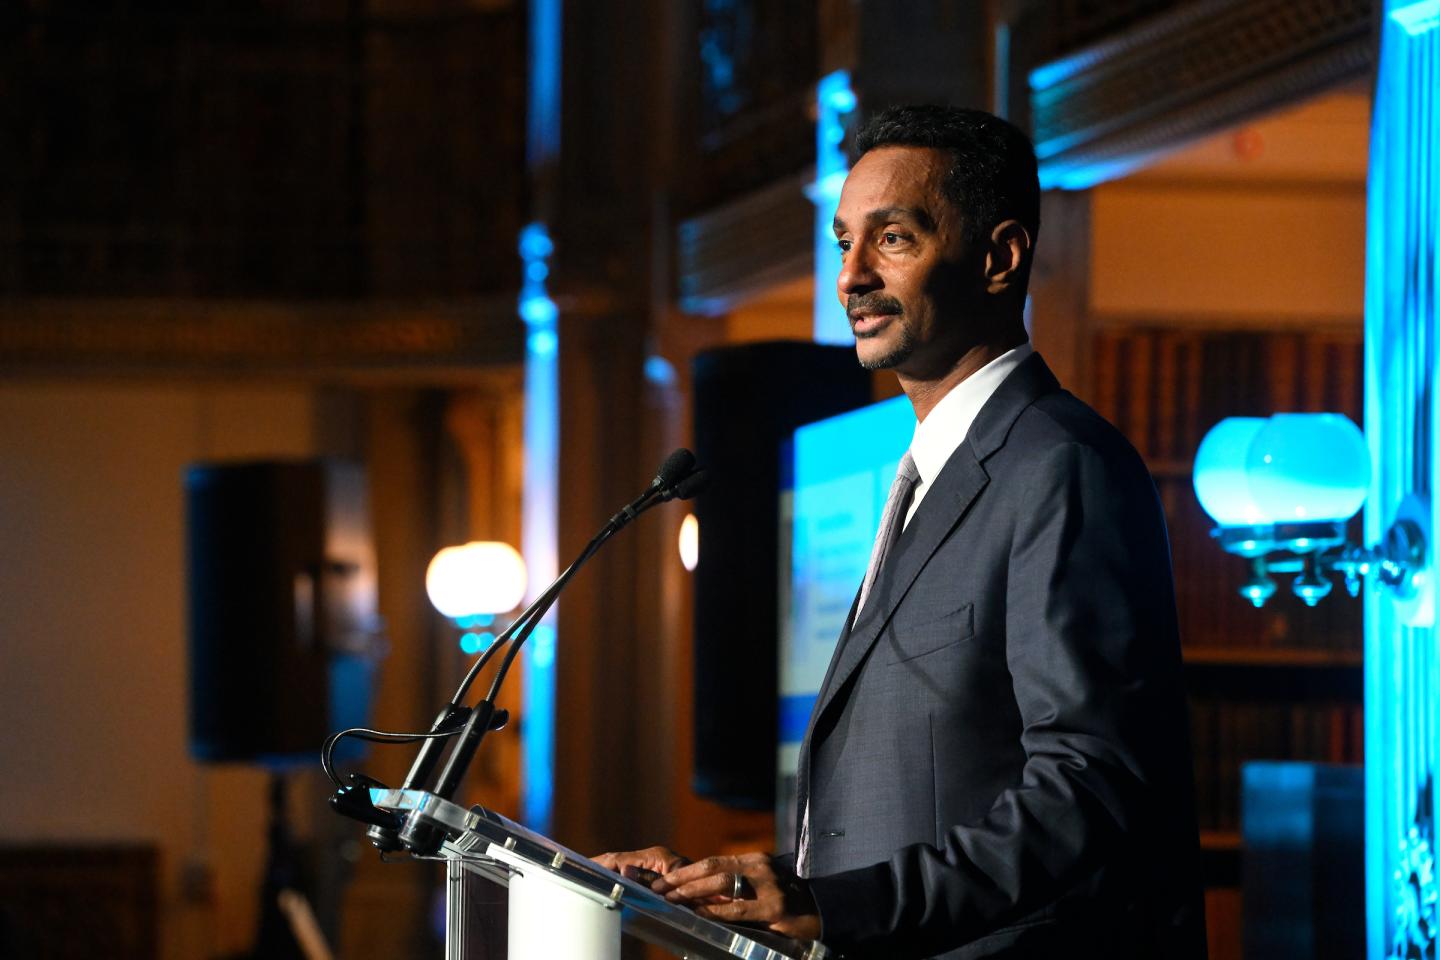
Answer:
[186,460,379,765]
[692,341,872,808]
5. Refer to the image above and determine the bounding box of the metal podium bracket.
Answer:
[368,788,829,960]
[486,843,622,960]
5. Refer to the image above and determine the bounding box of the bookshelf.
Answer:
[1091,326,1365,956]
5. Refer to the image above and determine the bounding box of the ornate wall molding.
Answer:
[1029,0,1374,188]
[0,298,524,379]
[676,172,815,315]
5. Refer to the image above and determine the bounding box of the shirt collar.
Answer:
[908,342,1033,488]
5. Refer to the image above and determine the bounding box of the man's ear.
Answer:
[984,219,1033,295]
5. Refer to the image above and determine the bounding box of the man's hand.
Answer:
[592,846,690,887]
[653,851,821,942]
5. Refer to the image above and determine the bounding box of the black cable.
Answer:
[320,608,524,788]
[322,725,467,788]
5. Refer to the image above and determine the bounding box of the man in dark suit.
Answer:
[598,105,1206,959]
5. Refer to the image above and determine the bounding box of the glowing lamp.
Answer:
[1193,417,1268,527]
[1194,414,1427,612]
[1194,414,1368,529]
[1246,414,1369,524]
[678,513,699,572]
[426,542,527,619]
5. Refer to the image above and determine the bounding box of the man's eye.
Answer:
[881,232,904,245]
[837,239,852,254]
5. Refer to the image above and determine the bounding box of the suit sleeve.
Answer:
[805,439,1184,957]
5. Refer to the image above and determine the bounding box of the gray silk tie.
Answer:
[797,451,919,877]
[856,451,920,616]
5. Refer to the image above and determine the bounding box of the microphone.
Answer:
[672,468,708,501]
[388,448,704,853]
[605,447,699,529]
[651,447,696,491]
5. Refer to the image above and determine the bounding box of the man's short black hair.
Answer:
[851,105,1041,247]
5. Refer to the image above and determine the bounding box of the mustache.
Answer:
[846,294,904,320]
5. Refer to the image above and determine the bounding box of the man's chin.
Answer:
[855,337,911,371]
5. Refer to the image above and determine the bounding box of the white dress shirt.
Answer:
[902,341,1033,530]
[850,341,1032,623]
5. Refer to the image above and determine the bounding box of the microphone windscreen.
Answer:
[654,448,697,487]
[673,469,709,501]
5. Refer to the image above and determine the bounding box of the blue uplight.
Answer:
[522,623,556,828]
[1041,153,1162,191]
[519,222,559,333]
[644,355,677,387]
[1027,49,1093,94]
[518,222,554,262]
[815,70,854,186]
[1392,0,1440,35]
[821,80,856,115]
[1364,5,1440,955]
[519,217,560,833]
[526,325,558,355]
[812,70,857,346]
[527,0,561,165]
[458,631,496,655]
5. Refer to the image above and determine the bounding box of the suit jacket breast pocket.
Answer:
[882,600,974,665]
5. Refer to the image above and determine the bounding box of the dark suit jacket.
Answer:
[795,353,1207,959]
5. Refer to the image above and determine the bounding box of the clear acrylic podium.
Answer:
[371,788,831,960]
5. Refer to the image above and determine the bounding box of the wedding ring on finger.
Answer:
[731,873,744,900]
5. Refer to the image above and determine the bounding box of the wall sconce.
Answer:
[678,513,699,572]
[426,542,528,619]
[1194,414,1430,615]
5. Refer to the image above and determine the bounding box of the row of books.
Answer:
[1090,327,1363,468]
[1189,699,1364,832]
[1087,327,1366,653]
[1087,329,1368,845]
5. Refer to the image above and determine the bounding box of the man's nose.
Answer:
[837,245,879,298]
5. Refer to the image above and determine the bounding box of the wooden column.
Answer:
[1027,189,1092,399]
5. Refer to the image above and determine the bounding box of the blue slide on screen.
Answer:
[775,394,914,844]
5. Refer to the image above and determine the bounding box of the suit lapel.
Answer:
[792,446,988,856]
[803,353,1064,732]
[793,353,1064,853]
[809,446,989,721]
[813,588,862,712]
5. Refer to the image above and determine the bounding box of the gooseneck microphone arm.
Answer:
[344,448,705,854]
[425,449,702,808]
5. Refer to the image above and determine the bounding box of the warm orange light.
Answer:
[678,514,699,572]
[425,542,527,618]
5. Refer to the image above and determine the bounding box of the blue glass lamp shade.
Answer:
[1194,417,1268,526]
[1194,414,1369,527]
[1246,414,1369,524]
